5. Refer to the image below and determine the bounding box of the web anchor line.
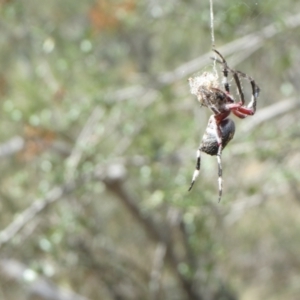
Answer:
[209,0,217,73]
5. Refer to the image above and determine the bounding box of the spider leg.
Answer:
[232,109,247,119]
[232,72,245,105]
[214,53,246,106]
[205,114,226,201]
[236,71,260,114]
[225,104,254,116]
[215,122,223,202]
[212,49,231,93]
[212,49,260,112]
[188,149,201,191]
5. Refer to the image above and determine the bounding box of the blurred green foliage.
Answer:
[0,0,300,299]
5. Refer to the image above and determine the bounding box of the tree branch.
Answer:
[0,259,89,300]
[103,172,203,300]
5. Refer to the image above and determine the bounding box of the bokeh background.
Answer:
[0,0,300,299]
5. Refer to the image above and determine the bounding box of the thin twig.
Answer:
[104,177,203,300]
[224,181,289,227]
[0,186,70,247]
[0,170,98,248]
[0,258,89,300]
[65,106,104,179]
[158,12,300,85]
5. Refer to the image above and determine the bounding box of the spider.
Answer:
[188,49,260,202]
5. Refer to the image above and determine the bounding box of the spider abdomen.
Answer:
[200,118,235,156]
